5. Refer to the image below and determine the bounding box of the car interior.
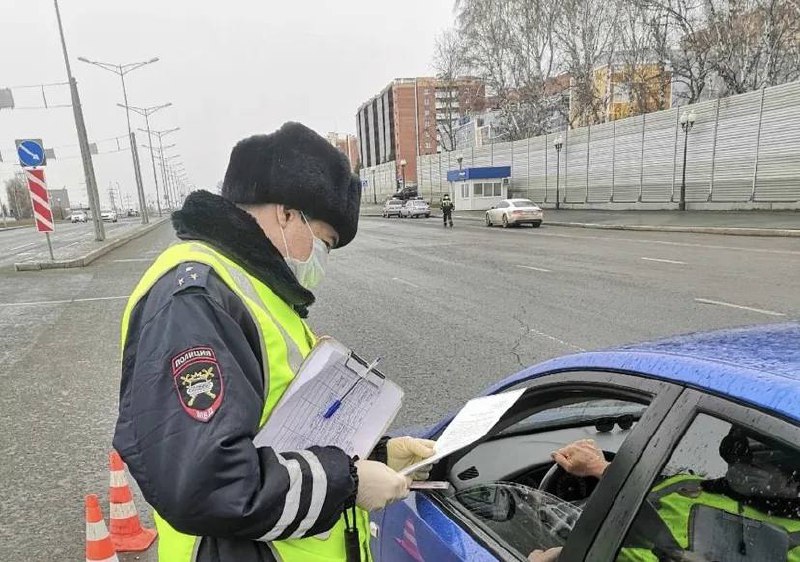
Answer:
[425,384,651,558]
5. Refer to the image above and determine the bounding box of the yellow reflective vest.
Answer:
[120,241,372,562]
[618,474,800,561]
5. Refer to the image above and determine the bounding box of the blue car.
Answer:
[374,323,800,562]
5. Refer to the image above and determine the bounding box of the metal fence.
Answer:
[361,80,800,209]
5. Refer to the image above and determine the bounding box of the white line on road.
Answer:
[515,265,552,273]
[694,298,786,317]
[391,277,421,289]
[536,231,800,256]
[641,257,687,265]
[113,258,152,263]
[0,295,129,307]
[8,242,36,252]
[528,328,586,352]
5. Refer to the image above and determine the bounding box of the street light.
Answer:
[78,55,159,224]
[141,126,180,209]
[120,102,171,217]
[400,159,407,192]
[553,135,564,210]
[678,110,697,211]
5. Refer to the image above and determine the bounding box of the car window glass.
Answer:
[445,390,652,559]
[615,413,800,561]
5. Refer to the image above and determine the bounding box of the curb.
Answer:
[360,213,800,237]
[14,218,169,272]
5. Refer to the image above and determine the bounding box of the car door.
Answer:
[490,202,504,223]
[583,388,800,561]
[376,370,683,562]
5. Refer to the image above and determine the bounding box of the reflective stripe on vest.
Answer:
[121,242,371,562]
[618,474,800,562]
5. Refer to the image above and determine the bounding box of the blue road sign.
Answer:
[16,139,46,167]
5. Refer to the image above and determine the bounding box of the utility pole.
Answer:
[53,0,105,241]
[78,55,159,224]
[108,183,117,213]
[142,127,179,208]
[123,103,171,216]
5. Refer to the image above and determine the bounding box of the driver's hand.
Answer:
[552,439,610,479]
[528,547,562,562]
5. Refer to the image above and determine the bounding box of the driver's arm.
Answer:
[529,547,562,562]
[552,439,610,479]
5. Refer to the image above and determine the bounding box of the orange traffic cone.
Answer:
[108,451,157,552]
[86,494,119,562]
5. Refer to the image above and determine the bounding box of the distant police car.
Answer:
[374,323,800,561]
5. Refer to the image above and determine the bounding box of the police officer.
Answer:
[440,193,454,228]
[113,122,435,562]
[529,433,800,561]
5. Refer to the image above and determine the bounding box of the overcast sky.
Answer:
[1,0,456,210]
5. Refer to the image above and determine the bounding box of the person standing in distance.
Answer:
[441,193,454,228]
[113,122,435,562]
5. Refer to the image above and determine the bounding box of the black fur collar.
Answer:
[171,190,313,317]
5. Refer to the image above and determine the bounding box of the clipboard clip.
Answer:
[323,356,382,419]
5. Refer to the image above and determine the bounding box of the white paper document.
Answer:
[254,338,403,459]
[401,388,525,476]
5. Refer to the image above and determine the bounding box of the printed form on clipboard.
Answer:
[254,337,404,459]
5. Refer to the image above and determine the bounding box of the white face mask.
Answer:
[280,211,329,290]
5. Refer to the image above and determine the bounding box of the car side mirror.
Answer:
[490,206,495,209]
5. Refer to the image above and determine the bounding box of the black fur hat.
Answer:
[221,122,361,247]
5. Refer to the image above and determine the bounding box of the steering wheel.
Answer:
[538,463,595,507]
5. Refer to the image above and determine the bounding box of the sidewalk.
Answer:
[360,205,799,237]
[13,218,169,271]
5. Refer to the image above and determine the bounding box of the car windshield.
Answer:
[497,400,646,436]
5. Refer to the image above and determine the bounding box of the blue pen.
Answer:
[323,357,382,419]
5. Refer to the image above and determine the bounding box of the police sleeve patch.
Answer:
[171,346,224,422]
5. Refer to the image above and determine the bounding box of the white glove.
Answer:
[387,437,437,480]
[355,459,410,512]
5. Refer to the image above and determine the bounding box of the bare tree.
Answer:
[454,0,563,140]
[431,30,469,152]
[615,2,673,116]
[5,176,31,219]
[554,0,620,126]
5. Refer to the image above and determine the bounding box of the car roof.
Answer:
[487,323,800,422]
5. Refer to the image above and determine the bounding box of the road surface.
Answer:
[0,216,797,560]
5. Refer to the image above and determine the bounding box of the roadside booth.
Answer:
[446,166,511,211]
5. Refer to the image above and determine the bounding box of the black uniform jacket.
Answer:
[113,191,359,562]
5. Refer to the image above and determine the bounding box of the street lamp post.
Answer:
[53,0,105,241]
[678,110,696,211]
[400,159,407,192]
[554,135,564,210]
[142,127,179,208]
[78,55,159,224]
[121,102,171,217]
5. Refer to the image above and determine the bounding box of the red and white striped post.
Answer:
[24,168,55,260]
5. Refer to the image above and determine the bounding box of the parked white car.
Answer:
[70,211,87,223]
[400,199,431,218]
[100,210,118,223]
[485,199,544,228]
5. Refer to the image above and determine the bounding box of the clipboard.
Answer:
[253,337,404,459]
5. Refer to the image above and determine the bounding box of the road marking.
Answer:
[536,231,800,256]
[515,265,552,273]
[391,277,421,289]
[528,328,586,352]
[0,295,129,307]
[8,242,36,252]
[641,257,686,265]
[694,298,785,317]
[114,258,152,263]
